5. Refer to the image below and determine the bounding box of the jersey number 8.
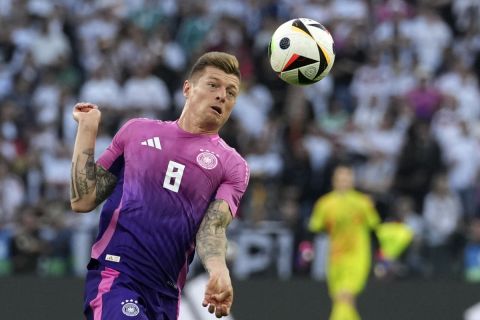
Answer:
[163,160,185,193]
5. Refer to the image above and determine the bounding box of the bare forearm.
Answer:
[197,232,228,272]
[70,126,118,212]
[200,205,234,319]
[70,103,117,212]
[70,122,99,211]
[196,200,232,273]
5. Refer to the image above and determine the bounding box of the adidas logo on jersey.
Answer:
[141,137,162,150]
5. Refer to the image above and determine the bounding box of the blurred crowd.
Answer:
[0,0,479,281]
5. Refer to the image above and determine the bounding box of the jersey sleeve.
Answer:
[363,195,381,229]
[96,119,137,175]
[215,157,249,217]
[308,197,326,233]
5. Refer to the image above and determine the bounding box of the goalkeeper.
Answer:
[309,163,413,320]
[309,163,380,320]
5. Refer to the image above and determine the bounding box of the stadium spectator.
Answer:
[121,60,171,118]
[392,196,426,277]
[392,120,445,212]
[442,120,480,220]
[28,18,71,68]
[10,205,46,274]
[423,173,463,278]
[0,158,24,228]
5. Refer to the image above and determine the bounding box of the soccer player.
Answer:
[309,163,380,320]
[70,52,249,319]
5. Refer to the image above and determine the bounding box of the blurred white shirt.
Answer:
[122,75,171,111]
[80,78,124,109]
[423,192,461,246]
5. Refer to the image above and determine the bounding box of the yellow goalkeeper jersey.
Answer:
[309,189,381,295]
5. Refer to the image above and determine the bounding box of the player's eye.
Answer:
[208,82,217,88]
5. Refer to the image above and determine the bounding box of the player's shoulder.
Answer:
[119,118,173,132]
[320,192,336,202]
[217,138,247,164]
[121,117,162,127]
[351,190,374,204]
[216,138,249,183]
[352,189,369,199]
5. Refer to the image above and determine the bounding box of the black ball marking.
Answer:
[279,37,290,49]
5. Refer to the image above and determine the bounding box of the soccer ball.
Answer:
[268,18,335,85]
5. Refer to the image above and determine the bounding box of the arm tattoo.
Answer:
[71,148,117,205]
[71,149,95,202]
[85,149,95,180]
[196,200,232,264]
[95,166,117,205]
[70,161,80,202]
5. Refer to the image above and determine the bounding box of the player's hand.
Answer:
[202,270,233,318]
[72,102,101,126]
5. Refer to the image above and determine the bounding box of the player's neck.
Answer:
[177,115,219,135]
[335,188,353,194]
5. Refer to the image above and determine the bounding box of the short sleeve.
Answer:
[309,197,326,233]
[97,119,137,175]
[363,195,381,229]
[215,158,249,217]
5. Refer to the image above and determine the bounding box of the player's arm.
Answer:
[308,197,326,233]
[196,199,233,318]
[70,103,117,213]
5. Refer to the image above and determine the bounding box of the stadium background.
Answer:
[0,0,479,319]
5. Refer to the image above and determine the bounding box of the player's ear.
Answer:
[183,80,191,98]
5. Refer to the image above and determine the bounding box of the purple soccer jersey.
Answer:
[92,119,249,298]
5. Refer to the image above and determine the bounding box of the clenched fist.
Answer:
[72,102,101,127]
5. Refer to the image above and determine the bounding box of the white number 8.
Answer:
[163,161,185,193]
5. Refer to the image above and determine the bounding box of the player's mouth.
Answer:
[210,106,222,115]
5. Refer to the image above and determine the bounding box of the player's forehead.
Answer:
[198,66,240,89]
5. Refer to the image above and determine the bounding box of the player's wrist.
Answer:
[78,119,100,132]
[205,260,229,276]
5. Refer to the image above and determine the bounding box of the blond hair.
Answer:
[188,51,241,81]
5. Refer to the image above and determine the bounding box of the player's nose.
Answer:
[216,88,226,102]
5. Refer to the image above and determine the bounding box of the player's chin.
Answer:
[207,111,224,122]
[204,116,226,130]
